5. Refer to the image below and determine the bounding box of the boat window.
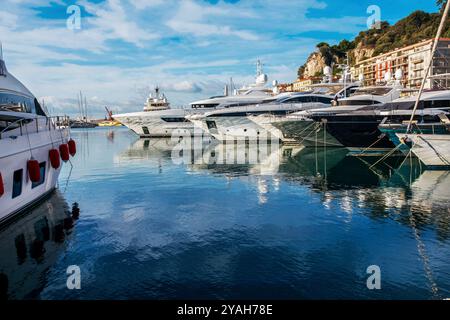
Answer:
[311,86,343,95]
[423,99,450,109]
[206,120,217,129]
[142,127,150,135]
[12,169,23,198]
[0,60,7,76]
[161,117,189,123]
[33,99,47,116]
[337,87,359,98]
[192,104,219,109]
[283,96,313,103]
[32,162,46,189]
[316,96,333,104]
[351,87,392,96]
[0,93,33,113]
[338,99,382,106]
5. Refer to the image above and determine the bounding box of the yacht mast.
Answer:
[0,41,7,77]
[406,0,450,132]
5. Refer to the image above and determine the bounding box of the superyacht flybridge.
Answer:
[0,51,75,223]
[114,60,277,137]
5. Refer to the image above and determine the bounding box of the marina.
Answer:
[1,127,450,299]
[1,0,450,305]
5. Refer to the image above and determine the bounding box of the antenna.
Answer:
[256,59,263,77]
[0,41,7,77]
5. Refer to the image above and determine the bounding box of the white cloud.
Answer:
[0,0,373,117]
[129,0,164,10]
[80,0,160,47]
[166,0,259,41]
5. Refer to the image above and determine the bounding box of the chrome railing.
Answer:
[0,115,70,140]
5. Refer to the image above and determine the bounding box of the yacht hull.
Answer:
[400,134,450,168]
[204,115,275,141]
[0,128,69,223]
[114,109,207,138]
[271,118,343,147]
[201,103,331,142]
[310,115,394,151]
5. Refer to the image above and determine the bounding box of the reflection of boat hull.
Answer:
[0,191,74,299]
[116,137,216,165]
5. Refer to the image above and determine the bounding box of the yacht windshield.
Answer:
[0,92,46,115]
[351,87,392,96]
[311,85,343,95]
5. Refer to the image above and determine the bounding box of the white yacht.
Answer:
[114,60,276,138]
[188,82,359,141]
[0,54,73,223]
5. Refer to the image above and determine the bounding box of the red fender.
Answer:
[0,172,4,197]
[68,139,77,157]
[28,159,41,183]
[59,144,70,162]
[49,149,61,169]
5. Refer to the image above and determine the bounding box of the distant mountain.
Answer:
[298,9,450,79]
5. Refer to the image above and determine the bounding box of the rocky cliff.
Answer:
[298,9,450,79]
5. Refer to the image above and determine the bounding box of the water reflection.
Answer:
[38,129,448,300]
[0,191,77,299]
[118,137,450,240]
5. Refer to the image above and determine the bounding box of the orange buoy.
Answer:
[49,149,61,169]
[0,172,4,197]
[59,144,70,162]
[68,139,77,157]
[28,159,41,183]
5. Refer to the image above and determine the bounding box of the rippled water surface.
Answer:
[1,127,450,300]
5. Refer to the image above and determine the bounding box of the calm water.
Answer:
[1,127,450,300]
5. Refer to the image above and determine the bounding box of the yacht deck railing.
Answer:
[0,115,70,140]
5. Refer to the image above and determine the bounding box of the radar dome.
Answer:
[395,69,403,80]
[256,73,268,85]
[384,71,392,82]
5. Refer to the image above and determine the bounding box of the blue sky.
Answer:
[0,0,440,117]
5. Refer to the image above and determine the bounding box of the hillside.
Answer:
[298,9,450,78]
